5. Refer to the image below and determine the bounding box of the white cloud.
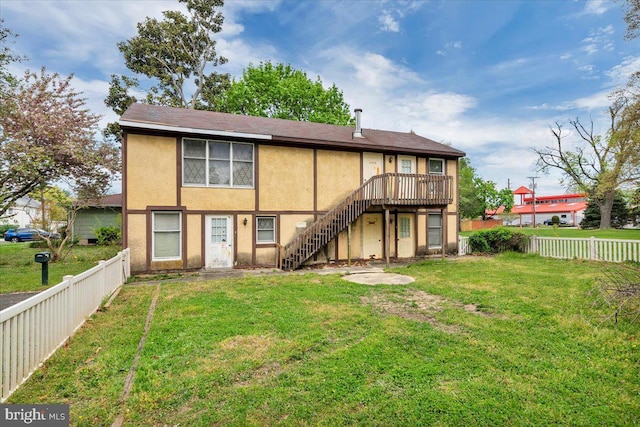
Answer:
[378,11,400,32]
[582,0,610,15]
[580,25,615,55]
[606,55,640,86]
[396,92,477,123]
[436,41,462,56]
[581,44,599,55]
[320,48,423,91]
[490,58,531,73]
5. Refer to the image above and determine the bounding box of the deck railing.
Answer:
[281,173,452,270]
[1,248,131,402]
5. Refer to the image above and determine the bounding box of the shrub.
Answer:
[468,227,529,254]
[94,225,121,246]
[551,215,560,225]
[0,223,19,235]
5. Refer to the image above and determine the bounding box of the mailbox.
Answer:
[34,252,51,285]
[35,252,51,263]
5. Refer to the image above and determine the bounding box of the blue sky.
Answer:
[1,0,638,196]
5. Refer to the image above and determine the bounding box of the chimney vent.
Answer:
[353,108,363,138]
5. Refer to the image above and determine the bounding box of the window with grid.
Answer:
[210,217,227,243]
[428,213,442,248]
[256,217,275,243]
[428,159,444,175]
[153,212,181,260]
[401,159,412,174]
[183,138,254,187]
[399,217,411,238]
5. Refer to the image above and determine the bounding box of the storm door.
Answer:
[205,215,233,268]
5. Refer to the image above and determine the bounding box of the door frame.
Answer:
[204,214,234,268]
[397,212,416,258]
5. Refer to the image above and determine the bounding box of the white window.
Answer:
[401,159,412,174]
[183,138,254,188]
[257,217,275,243]
[399,217,411,238]
[429,159,444,175]
[153,212,181,260]
[428,213,442,248]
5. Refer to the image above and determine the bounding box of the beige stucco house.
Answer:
[120,104,465,273]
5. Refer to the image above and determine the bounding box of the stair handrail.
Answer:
[282,174,380,253]
[281,173,453,269]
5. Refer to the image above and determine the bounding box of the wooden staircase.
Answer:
[280,173,452,270]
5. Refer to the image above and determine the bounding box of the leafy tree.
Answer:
[477,179,514,220]
[629,187,640,225]
[0,20,24,91]
[580,192,630,229]
[106,0,229,111]
[103,74,140,142]
[459,158,484,219]
[28,185,71,231]
[458,158,513,220]
[0,69,120,260]
[219,61,354,125]
[623,0,640,40]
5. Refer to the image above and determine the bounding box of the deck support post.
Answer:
[441,207,445,260]
[385,207,390,268]
[347,223,352,267]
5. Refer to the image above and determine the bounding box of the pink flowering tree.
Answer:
[0,68,119,260]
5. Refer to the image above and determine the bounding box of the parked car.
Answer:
[543,219,568,226]
[3,228,59,242]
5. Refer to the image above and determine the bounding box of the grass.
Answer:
[461,226,640,240]
[7,254,639,426]
[0,243,121,293]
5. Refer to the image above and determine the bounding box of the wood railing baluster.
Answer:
[281,173,453,270]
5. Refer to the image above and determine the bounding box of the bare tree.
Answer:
[534,101,640,229]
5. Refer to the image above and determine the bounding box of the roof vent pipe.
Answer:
[353,108,363,138]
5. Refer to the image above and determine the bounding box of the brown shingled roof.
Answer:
[120,103,465,158]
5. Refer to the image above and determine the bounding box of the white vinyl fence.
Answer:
[1,248,131,402]
[459,235,640,263]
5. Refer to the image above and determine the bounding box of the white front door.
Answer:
[363,152,384,182]
[205,215,233,268]
[397,214,415,258]
[398,155,417,199]
[361,213,383,260]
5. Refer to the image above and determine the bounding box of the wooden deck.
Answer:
[280,173,453,270]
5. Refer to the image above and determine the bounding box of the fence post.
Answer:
[590,236,596,261]
[98,260,106,300]
[530,236,537,255]
[63,275,74,337]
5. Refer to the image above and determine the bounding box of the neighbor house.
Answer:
[119,104,465,273]
[1,196,41,228]
[72,193,122,244]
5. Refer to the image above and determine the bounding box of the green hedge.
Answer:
[468,227,529,254]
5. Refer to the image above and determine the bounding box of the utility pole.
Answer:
[528,176,539,227]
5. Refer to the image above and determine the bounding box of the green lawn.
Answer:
[7,254,639,426]
[0,243,121,293]
[461,226,640,240]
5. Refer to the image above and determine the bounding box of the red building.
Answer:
[493,186,587,226]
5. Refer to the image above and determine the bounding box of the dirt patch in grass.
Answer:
[219,334,277,359]
[362,290,491,332]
